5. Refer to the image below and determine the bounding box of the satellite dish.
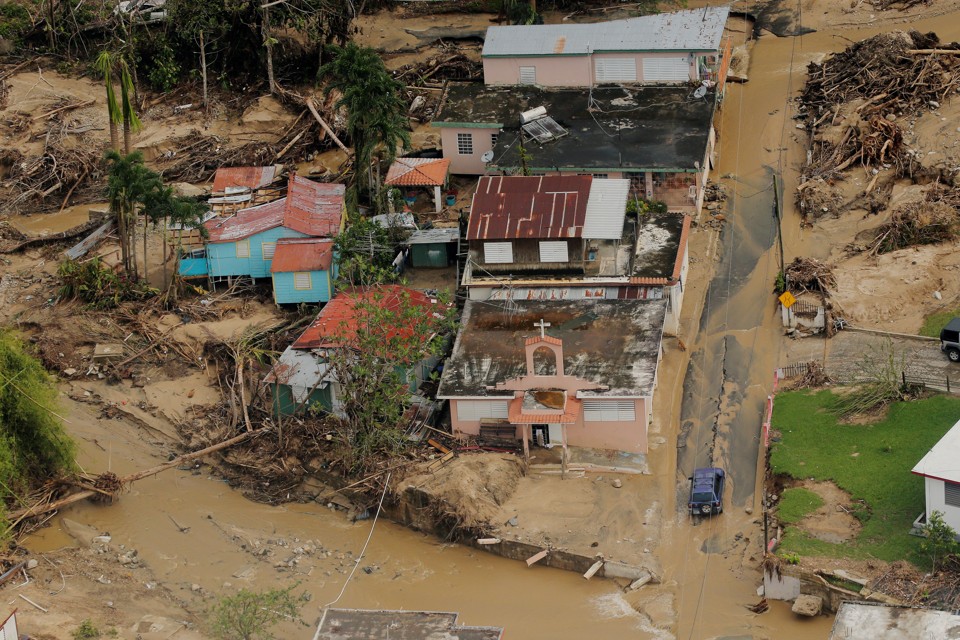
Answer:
[481,150,495,163]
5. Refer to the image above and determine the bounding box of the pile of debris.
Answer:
[796,30,960,219]
[2,142,104,214]
[785,257,836,293]
[869,199,959,254]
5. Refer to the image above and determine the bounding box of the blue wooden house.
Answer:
[178,175,345,285]
[270,238,337,305]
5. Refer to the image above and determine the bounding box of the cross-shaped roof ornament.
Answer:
[534,318,551,339]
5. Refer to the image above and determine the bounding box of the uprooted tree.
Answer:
[319,287,455,474]
[333,216,409,286]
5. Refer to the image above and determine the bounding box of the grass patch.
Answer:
[919,308,960,338]
[777,487,825,524]
[771,390,960,565]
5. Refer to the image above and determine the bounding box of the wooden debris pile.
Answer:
[799,361,832,388]
[2,142,103,214]
[872,0,934,10]
[796,30,960,219]
[785,257,836,292]
[869,199,959,255]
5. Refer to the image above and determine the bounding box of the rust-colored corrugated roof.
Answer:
[466,175,592,240]
[291,285,439,350]
[212,166,278,192]
[270,238,334,273]
[384,157,451,187]
[206,175,344,243]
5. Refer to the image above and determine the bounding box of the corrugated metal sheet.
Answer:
[583,178,629,239]
[270,238,334,273]
[206,175,344,242]
[467,175,592,240]
[384,157,451,186]
[292,285,440,350]
[264,346,330,403]
[407,228,460,245]
[482,7,730,57]
[212,166,278,193]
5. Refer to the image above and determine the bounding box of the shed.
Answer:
[385,157,451,213]
[270,237,336,305]
[408,228,460,268]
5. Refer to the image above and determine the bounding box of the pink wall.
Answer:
[483,51,707,87]
[449,397,649,454]
[438,127,499,175]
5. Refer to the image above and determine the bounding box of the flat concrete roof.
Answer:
[830,602,960,639]
[633,213,687,280]
[315,608,503,640]
[434,84,715,172]
[438,298,666,399]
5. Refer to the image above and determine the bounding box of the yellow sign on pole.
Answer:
[778,291,797,309]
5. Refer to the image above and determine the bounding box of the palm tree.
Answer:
[96,51,142,155]
[319,43,410,207]
[95,51,122,152]
[105,151,162,279]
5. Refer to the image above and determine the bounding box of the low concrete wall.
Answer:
[763,566,897,614]
[384,484,652,581]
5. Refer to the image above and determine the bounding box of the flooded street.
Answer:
[15,3,960,639]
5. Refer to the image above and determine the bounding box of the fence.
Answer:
[902,371,959,394]
[776,360,960,397]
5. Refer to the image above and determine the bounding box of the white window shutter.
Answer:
[595,58,637,83]
[484,242,513,264]
[262,242,276,259]
[457,400,509,421]
[519,66,536,85]
[293,272,311,289]
[236,240,250,258]
[539,241,569,263]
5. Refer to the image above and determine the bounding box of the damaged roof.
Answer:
[434,84,715,172]
[437,298,666,399]
[467,175,592,240]
[315,609,503,640]
[291,285,440,350]
[385,157,451,186]
[270,238,334,273]
[205,175,344,242]
[212,165,279,192]
[482,7,730,57]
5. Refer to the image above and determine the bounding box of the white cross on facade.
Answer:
[534,318,551,338]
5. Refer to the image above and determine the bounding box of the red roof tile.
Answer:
[212,166,277,192]
[508,396,581,424]
[385,158,451,187]
[292,285,440,350]
[467,175,592,241]
[270,238,334,273]
[206,175,345,243]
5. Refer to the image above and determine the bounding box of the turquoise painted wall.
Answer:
[272,269,333,304]
[273,382,332,416]
[206,226,309,278]
[178,256,209,276]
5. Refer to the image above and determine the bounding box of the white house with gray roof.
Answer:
[482,6,730,87]
[912,417,960,534]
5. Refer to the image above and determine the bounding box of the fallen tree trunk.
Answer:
[7,429,265,523]
[305,98,350,155]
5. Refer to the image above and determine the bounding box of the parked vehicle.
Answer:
[940,318,960,362]
[689,467,725,516]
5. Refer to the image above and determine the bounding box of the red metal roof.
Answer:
[292,285,440,350]
[212,166,277,192]
[466,175,592,241]
[206,175,345,243]
[385,157,451,187]
[270,238,334,273]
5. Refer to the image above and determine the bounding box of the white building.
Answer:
[912,417,960,533]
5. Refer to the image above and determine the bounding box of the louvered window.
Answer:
[595,58,637,83]
[293,272,312,290]
[484,242,513,264]
[235,240,250,258]
[539,241,569,263]
[262,242,276,260]
[519,66,537,85]
[457,400,509,421]
[945,481,960,508]
[583,399,636,422]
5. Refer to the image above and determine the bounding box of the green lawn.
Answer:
[777,487,824,524]
[920,308,960,337]
[770,391,960,564]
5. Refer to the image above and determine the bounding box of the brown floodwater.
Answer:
[23,5,960,639]
[8,203,100,236]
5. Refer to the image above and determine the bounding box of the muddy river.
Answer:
[21,3,960,639]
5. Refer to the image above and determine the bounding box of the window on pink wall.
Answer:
[457,133,474,155]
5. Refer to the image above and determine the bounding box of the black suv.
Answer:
[688,467,725,516]
[940,318,960,362]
